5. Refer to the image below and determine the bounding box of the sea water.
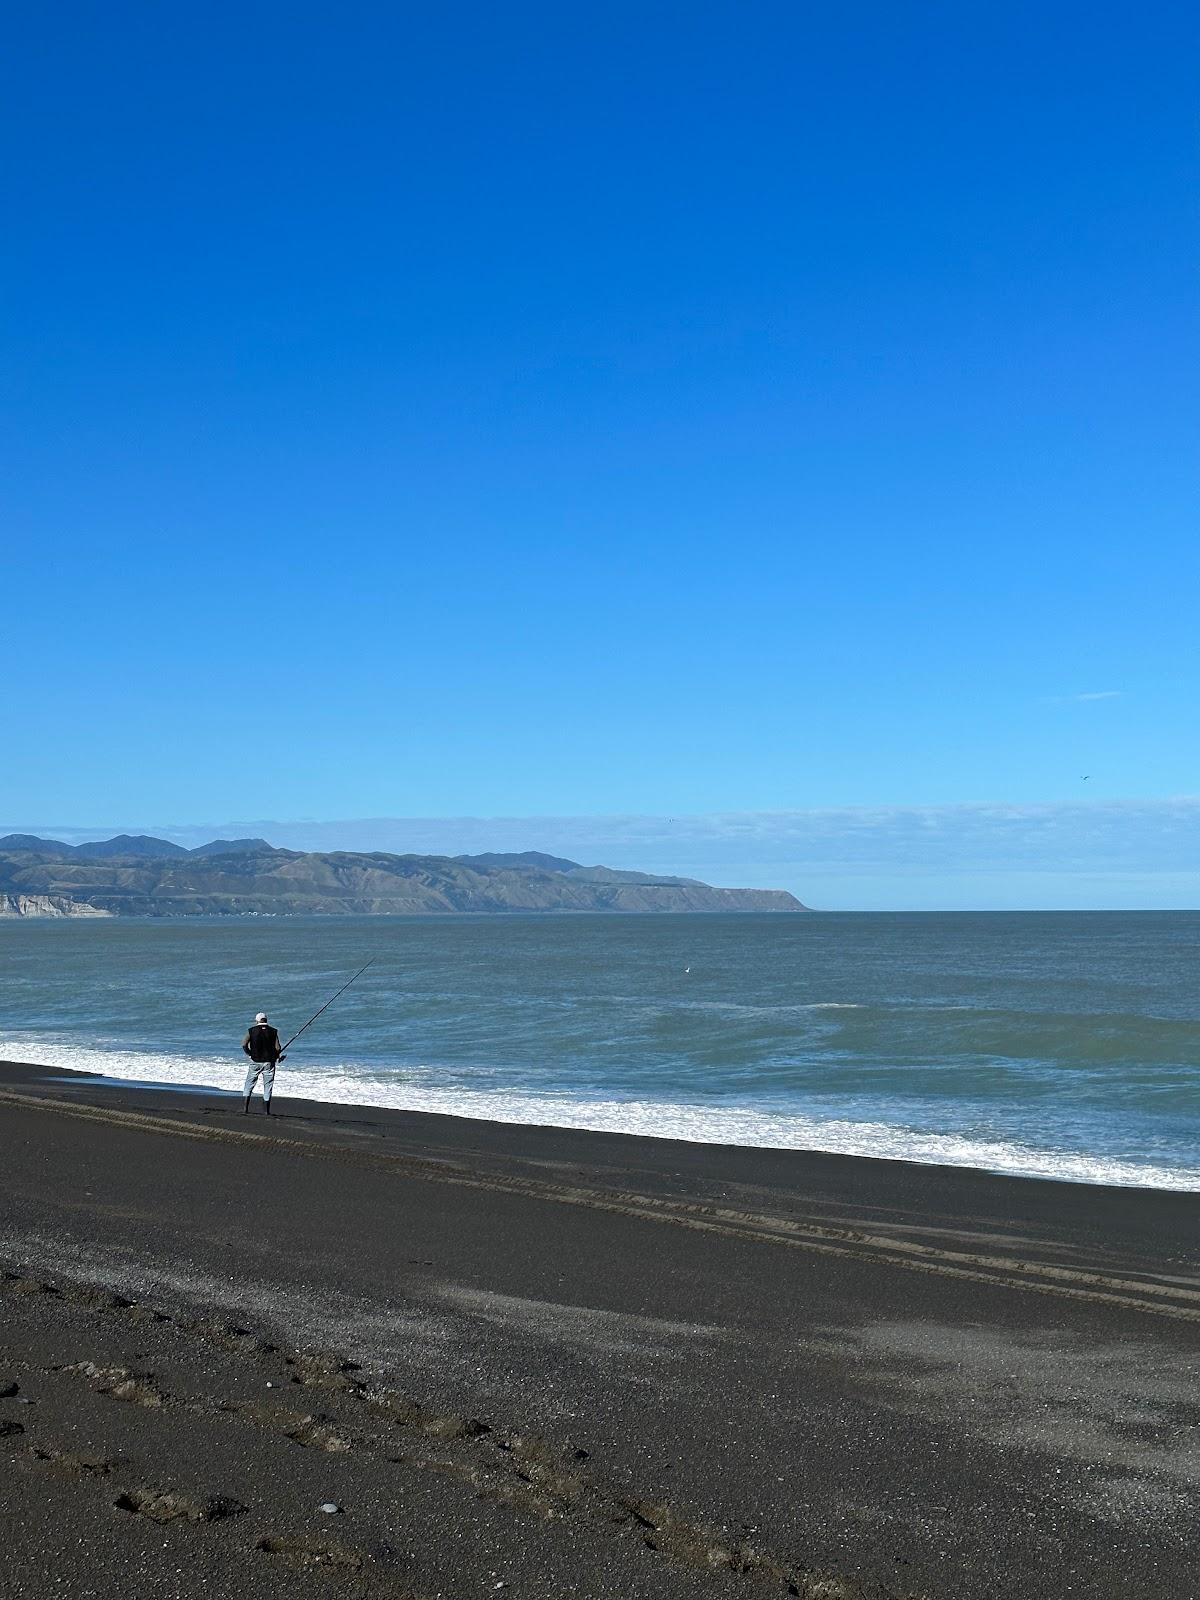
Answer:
[1,912,1197,1190]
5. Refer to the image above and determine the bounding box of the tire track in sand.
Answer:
[1,1090,1196,1324]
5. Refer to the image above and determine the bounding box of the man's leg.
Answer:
[242,1060,260,1113]
[261,1061,276,1113]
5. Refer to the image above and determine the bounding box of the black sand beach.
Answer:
[1,1059,1197,1599]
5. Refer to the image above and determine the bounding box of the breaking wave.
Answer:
[7,1034,1198,1193]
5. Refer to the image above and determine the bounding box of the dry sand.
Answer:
[1,1059,1197,1598]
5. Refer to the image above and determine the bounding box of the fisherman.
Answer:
[241,1011,285,1114]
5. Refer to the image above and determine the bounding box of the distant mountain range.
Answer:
[0,835,807,917]
[0,833,271,860]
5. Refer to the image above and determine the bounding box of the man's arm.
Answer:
[242,1030,252,1056]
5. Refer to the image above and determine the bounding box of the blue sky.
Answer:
[4,3,1198,906]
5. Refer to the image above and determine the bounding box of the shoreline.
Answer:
[2,1050,1195,1194]
[3,1054,1197,1255]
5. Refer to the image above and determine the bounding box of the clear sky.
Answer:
[4,3,1198,905]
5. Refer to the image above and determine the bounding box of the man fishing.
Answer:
[241,1011,285,1114]
[238,961,374,1117]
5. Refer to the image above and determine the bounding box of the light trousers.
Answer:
[243,1059,276,1102]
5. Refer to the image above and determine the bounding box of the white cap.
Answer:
[255,1012,268,1023]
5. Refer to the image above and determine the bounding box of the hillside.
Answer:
[0,836,807,917]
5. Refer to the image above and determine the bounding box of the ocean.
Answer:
[1,911,1197,1190]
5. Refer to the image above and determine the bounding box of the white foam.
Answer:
[7,1034,1199,1192]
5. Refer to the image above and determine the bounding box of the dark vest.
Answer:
[247,1024,278,1063]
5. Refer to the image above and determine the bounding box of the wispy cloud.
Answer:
[1044,689,1125,705]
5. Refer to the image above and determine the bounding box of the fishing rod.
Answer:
[280,958,375,1054]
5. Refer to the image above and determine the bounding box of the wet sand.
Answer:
[1,1058,1197,1599]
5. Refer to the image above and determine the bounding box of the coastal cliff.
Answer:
[0,835,807,917]
[0,892,113,918]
